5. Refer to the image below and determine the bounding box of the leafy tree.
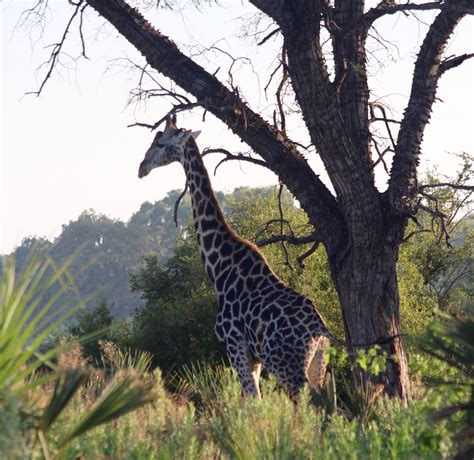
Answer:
[68,299,114,363]
[130,187,453,373]
[130,242,227,374]
[26,0,474,399]
[7,191,195,318]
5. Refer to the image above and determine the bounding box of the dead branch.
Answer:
[363,1,474,27]
[128,102,206,130]
[264,58,283,98]
[207,45,254,93]
[202,148,269,174]
[277,183,292,268]
[418,202,452,248]
[256,233,322,247]
[419,183,474,191]
[297,241,321,268]
[25,0,87,96]
[369,102,397,151]
[440,53,474,74]
[275,48,289,134]
[402,229,432,243]
[254,218,294,243]
[257,27,281,46]
[371,137,392,174]
[369,117,401,125]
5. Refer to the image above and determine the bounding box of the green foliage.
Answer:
[6,190,195,318]
[421,306,474,457]
[0,252,82,394]
[51,363,457,459]
[129,185,464,373]
[130,242,227,374]
[0,253,154,458]
[227,186,343,335]
[68,298,113,362]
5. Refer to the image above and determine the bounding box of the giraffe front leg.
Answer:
[226,338,262,399]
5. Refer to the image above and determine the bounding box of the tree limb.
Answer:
[363,1,474,26]
[201,148,269,174]
[440,53,474,74]
[419,183,474,191]
[256,233,322,248]
[270,0,383,239]
[84,0,345,248]
[257,27,281,46]
[387,0,471,214]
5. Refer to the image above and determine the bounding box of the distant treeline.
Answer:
[4,187,279,318]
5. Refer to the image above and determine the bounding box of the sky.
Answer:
[1,0,473,254]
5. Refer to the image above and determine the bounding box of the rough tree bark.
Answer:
[38,0,474,403]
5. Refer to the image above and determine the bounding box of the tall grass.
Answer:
[50,362,457,459]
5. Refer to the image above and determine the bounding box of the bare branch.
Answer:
[202,148,269,174]
[80,0,344,248]
[275,48,289,134]
[418,202,453,248]
[402,229,432,243]
[276,183,292,268]
[25,0,87,96]
[296,241,321,268]
[419,183,474,191]
[371,142,392,173]
[256,233,322,247]
[363,1,474,26]
[257,27,281,46]
[440,53,474,74]
[369,103,397,151]
[128,102,206,130]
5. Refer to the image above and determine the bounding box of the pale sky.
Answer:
[1,1,473,254]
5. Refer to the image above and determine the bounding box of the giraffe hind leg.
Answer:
[227,338,262,399]
[306,336,330,390]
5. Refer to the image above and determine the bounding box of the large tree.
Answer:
[26,0,474,402]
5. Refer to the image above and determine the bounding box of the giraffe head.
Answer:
[138,115,201,178]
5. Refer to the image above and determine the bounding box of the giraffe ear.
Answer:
[191,130,201,140]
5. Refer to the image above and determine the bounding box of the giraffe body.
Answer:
[138,117,330,399]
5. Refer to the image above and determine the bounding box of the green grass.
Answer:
[47,363,457,460]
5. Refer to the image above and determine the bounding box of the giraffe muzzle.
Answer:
[138,161,150,178]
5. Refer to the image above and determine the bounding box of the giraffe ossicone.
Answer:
[138,116,331,400]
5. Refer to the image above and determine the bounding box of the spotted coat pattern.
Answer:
[139,123,330,400]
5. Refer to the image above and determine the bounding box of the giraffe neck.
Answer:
[180,141,235,283]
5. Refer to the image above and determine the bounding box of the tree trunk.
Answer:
[330,234,410,403]
[81,0,471,404]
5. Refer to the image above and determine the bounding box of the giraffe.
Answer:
[138,116,330,400]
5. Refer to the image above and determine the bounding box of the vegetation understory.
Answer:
[1,185,472,459]
[1,351,468,460]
